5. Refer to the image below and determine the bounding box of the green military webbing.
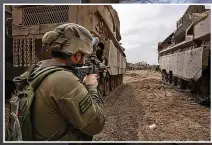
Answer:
[6,66,65,141]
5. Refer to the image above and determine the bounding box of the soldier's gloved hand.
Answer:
[83,74,98,87]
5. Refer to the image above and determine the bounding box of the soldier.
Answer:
[24,23,105,141]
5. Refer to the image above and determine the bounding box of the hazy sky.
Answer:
[112,5,210,65]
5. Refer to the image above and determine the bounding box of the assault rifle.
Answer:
[73,37,110,81]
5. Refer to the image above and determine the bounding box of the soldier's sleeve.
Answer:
[56,78,105,136]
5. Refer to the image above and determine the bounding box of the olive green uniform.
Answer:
[32,68,105,140]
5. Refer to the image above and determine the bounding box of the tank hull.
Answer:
[5,5,126,99]
[158,6,210,104]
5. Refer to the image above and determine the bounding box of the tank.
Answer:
[158,5,210,104]
[6,5,127,99]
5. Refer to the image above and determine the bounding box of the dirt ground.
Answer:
[5,70,210,141]
[93,70,210,141]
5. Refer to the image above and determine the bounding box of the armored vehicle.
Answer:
[158,5,210,103]
[5,5,127,99]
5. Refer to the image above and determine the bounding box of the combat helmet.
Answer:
[42,23,93,59]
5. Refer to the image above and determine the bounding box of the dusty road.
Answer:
[94,70,210,141]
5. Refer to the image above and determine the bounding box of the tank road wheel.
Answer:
[197,74,210,105]
[180,79,186,89]
[113,76,115,90]
[113,76,116,89]
[173,76,177,86]
[110,76,113,91]
[114,76,117,88]
[97,73,104,97]
[109,75,113,91]
[104,74,110,96]
[177,78,186,89]
[115,75,117,87]
[163,71,169,82]
[176,77,180,88]
[189,80,199,94]
[165,73,169,82]
[161,70,168,82]
[117,75,120,85]
[116,75,118,87]
[118,75,120,85]
[110,75,115,91]
[114,75,119,86]
[167,74,171,84]
[97,84,104,97]
[120,74,123,85]
[168,72,173,84]
[118,75,121,85]
[186,81,193,92]
[161,71,165,81]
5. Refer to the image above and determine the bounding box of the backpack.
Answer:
[5,65,65,141]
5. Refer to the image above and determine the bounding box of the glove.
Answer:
[83,74,98,87]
